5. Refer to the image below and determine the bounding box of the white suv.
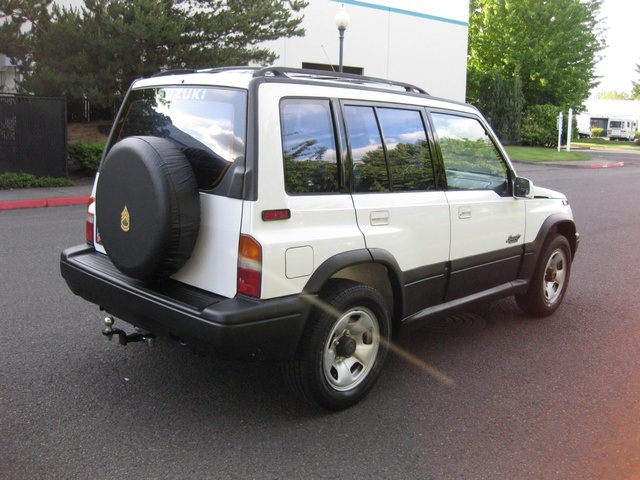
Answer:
[61,67,579,410]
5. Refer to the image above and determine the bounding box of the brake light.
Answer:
[237,235,262,297]
[85,197,95,245]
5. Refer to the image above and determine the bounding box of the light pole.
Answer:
[335,5,350,73]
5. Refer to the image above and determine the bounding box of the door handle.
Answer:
[458,206,472,219]
[370,210,390,226]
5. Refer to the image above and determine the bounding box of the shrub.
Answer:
[520,104,559,147]
[0,172,73,189]
[591,127,605,137]
[68,142,105,172]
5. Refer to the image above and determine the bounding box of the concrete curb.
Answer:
[588,162,625,169]
[0,195,89,211]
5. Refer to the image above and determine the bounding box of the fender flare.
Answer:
[519,213,579,281]
[302,248,405,318]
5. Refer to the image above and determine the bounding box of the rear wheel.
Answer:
[516,234,572,317]
[282,279,391,410]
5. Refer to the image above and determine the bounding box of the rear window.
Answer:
[107,86,247,190]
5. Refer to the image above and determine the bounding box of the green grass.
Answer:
[504,146,590,162]
[571,137,640,150]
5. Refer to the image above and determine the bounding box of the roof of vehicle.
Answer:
[131,66,430,95]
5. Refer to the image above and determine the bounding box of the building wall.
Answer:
[50,0,470,101]
[0,54,20,93]
[263,0,470,102]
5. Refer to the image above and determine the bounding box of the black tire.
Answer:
[96,136,200,281]
[516,234,572,317]
[282,279,391,410]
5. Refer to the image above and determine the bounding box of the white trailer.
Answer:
[607,117,638,141]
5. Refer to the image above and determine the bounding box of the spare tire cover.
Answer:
[96,136,200,281]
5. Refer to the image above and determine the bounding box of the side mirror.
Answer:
[514,177,533,199]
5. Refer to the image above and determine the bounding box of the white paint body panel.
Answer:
[171,194,243,298]
[446,190,525,260]
[352,191,450,271]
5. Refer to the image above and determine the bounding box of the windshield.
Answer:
[107,86,247,190]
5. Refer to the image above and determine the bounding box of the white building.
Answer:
[265,0,470,101]
[0,54,20,93]
[29,0,470,101]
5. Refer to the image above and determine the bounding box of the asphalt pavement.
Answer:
[2,150,640,479]
[0,150,630,211]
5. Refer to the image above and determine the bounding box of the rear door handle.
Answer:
[458,206,472,219]
[370,210,390,226]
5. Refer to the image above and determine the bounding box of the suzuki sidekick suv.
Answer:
[61,67,579,410]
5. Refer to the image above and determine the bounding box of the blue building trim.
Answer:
[330,0,469,27]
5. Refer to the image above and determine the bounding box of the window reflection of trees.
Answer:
[355,140,435,192]
[109,88,247,190]
[281,99,340,195]
[283,137,339,194]
[438,137,507,178]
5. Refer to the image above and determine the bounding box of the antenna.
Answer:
[320,45,336,73]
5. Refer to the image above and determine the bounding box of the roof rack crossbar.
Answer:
[252,66,428,95]
[151,66,262,78]
[151,69,198,78]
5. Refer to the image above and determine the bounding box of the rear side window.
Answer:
[280,99,340,194]
[344,105,435,193]
[109,87,247,190]
[431,112,509,194]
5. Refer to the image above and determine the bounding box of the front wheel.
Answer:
[282,280,391,410]
[516,234,572,317]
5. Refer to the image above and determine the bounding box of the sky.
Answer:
[52,0,636,97]
[591,0,640,96]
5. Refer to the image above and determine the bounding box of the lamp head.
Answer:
[335,6,350,30]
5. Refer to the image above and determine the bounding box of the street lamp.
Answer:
[335,5,350,73]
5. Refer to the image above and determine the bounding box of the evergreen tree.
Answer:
[468,68,524,144]
[0,0,307,107]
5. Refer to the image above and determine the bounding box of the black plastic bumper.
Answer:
[60,245,313,360]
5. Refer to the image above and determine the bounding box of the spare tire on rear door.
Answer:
[96,136,200,282]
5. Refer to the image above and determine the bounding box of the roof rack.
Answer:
[198,66,262,74]
[149,66,429,95]
[151,69,198,78]
[151,66,261,78]
[252,67,429,95]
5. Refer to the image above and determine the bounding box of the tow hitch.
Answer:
[102,316,156,347]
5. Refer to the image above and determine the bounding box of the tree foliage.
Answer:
[467,0,605,109]
[631,63,640,100]
[0,0,307,107]
[597,90,630,100]
[469,69,524,144]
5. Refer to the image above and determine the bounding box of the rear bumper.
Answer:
[60,245,313,360]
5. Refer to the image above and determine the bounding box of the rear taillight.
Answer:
[237,235,262,298]
[85,197,95,245]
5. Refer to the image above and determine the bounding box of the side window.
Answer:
[377,108,435,191]
[281,99,340,194]
[431,112,510,195]
[344,105,435,193]
[344,106,388,192]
